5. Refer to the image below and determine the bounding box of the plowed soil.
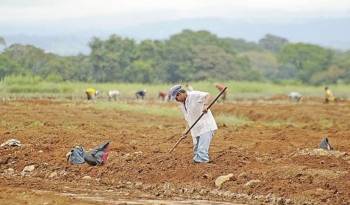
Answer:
[1,99,350,205]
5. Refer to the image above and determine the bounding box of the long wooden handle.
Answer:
[169,87,227,153]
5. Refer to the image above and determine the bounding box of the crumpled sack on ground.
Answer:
[1,139,21,147]
[320,137,333,150]
[67,142,110,166]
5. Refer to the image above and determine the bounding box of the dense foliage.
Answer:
[0,30,349,84]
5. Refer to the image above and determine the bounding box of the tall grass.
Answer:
[191,81,350,99]
[1,75,350,99]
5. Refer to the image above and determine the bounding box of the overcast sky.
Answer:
[1,0,350,53]
[1,0,350,26]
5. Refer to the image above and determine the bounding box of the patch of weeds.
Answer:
[29,120,44,128]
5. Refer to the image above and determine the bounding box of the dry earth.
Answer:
[1,98,350,204]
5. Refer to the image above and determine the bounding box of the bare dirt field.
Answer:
[1,98,350,205]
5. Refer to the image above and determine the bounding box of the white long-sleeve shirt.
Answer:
[179,91,218,144]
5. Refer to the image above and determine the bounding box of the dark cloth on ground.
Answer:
[67,142,110,166]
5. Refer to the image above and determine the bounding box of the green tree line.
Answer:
[0,30,349,84]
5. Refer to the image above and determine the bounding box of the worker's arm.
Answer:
[202,94,211,113]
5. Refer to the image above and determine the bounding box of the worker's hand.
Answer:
[181,131,187,139]
[202,104,209,113]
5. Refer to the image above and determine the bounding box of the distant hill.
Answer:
[2,17,349,55]
[2,34,92,55]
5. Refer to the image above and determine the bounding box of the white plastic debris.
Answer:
[1,139,21,147]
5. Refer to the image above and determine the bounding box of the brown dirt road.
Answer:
[1,99,350,204]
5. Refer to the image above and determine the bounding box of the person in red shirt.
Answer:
[158,91,168,101]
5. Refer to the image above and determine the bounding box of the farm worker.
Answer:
[168,85,218,163]
[85,88,97,100]
[158,91,167,101]
[135,89,147,100]
[288,92,303,102]
[324,86,336,103]
[108,90,120,101]
[214,83,227,101]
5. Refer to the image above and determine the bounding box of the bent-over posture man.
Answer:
[108,90,120,101]
[169,85,218,163]
[86,88,98,100]
[158,91,168,101]
[288,92,303,102]
[136,89,147,100]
